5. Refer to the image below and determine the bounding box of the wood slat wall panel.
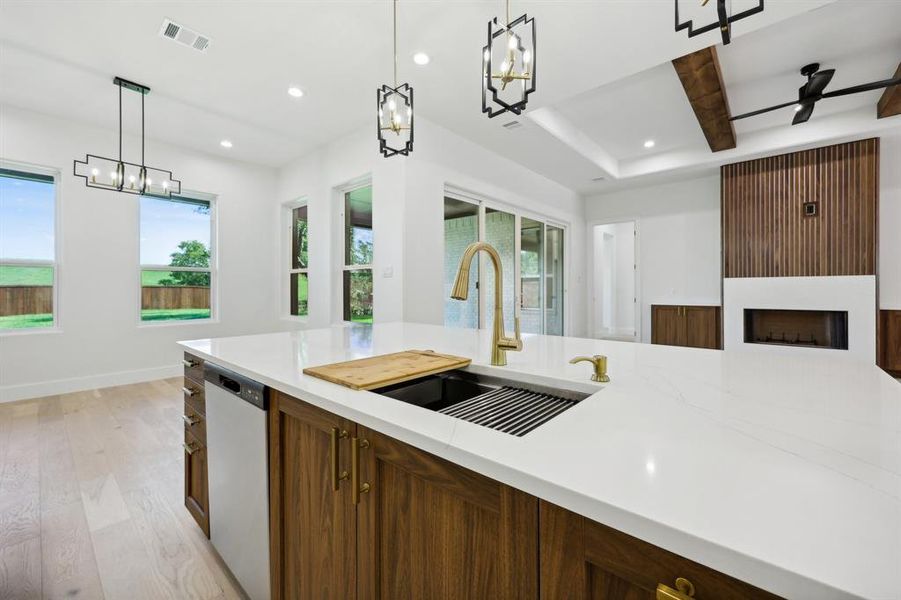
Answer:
[722,138,878,278]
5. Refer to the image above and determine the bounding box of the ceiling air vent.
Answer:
[591,176,606,182]
[502,120,523,130]
[158,18,211,53]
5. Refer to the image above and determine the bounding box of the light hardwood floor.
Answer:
[0,378,245,600]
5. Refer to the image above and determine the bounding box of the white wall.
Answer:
[880,132,901,309]
[593,222,636,339]
[585,175,722,343]
[276,116,588,337]
[0,105,285,401]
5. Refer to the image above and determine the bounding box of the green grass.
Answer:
[0,313,53,329]
[141,308,211,322]
[0,265,53,286]
[351,315,373,324]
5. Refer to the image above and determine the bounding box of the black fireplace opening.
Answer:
[743,309,849,350]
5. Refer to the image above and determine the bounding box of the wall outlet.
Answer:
[382,266,393,278]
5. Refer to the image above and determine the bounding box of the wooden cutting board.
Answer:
[302,350,471,391]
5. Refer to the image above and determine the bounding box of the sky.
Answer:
[0,175,54,261]
[0,173,210,265]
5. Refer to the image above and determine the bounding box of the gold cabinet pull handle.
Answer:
[183,441,198,455]
[351,437,371,504]
[182,414,200,426]
[657,577,696,600]
[330,427,349,491]
[182,386,197,397]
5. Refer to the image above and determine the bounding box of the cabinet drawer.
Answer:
[183,353,204,386]
[183,401,206,444]
[182,379,206,415]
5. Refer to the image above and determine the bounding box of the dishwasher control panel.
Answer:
[204,362,268,410]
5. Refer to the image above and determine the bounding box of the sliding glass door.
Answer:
[443,194,565,335]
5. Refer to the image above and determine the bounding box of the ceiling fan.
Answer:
[730,63,901,125]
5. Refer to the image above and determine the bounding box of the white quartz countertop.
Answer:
[179,322,901,600]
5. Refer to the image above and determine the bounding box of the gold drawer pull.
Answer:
[182,414,200,426]
[183,441,198,455]
[657,578,696,600]
[182,386,197,397]
[182,359,198,368]
[351,437,371,505]
[330,427,349,491]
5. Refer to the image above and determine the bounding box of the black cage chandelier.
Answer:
[74,77,181,197]
[377,0,413,157]
[482,0,536,118]
[675,0,764,46]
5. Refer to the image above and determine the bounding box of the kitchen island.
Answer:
[179,322,901,600]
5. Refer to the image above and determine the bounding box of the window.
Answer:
[139,194,214,322]
[0,166,57,331]
[288,203,309,317]
[443,193,566,335]
[342,185,373,323]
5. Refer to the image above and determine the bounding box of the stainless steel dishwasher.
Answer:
[204,362,270,600]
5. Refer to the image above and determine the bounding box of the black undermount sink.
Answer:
[373,370,591,437]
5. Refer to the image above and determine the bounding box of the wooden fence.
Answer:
[0,286,52,316]
[142,286,210,310]
[0,285,210,315]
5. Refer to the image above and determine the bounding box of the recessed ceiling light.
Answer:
[287,86,304,98]
[220,139,233,148]
[643,139,655,149]
[412,52,430,65]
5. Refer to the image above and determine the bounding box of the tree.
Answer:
[159,240,210,286]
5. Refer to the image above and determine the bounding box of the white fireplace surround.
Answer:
[723,276,876,363]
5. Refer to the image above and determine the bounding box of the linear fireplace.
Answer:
[744,309,849,350]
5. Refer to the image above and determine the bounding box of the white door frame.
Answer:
[586,218,641,342]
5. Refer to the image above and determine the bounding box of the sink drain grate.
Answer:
[438,386,577,436]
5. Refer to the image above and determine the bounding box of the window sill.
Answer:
[282,315,309,322]
[137,318,220,329]
[0,326,63,337]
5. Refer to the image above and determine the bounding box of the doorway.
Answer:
[592,221,637,341]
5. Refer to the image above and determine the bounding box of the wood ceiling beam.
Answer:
[672,46,736,152]
[877,62,901,119]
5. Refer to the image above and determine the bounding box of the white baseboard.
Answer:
[0,364,183,403]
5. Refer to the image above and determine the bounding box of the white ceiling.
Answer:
[1,0,897,193]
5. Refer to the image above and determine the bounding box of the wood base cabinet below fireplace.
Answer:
[652,305,722,350]
[879,310,901,377]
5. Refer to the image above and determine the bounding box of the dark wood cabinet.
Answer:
[268,390,538,600]
[652,305,722,349]
[183,352,210,537]
[356,425,538,599]
[267,389,784,599]
[539,501,782,600]
[879,310,901,376]
[184,428,209,537]
[269,390,357,600]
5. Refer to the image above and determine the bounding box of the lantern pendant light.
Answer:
[482,0,536,118]
[675,0,764,46]
[74,76,181,197]
[377,0,414,157]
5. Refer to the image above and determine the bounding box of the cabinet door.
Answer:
[269,390,357,600]
[540,501,782,600]
[184,428,209,537]
[881,311,901,374]
[684,306,722,350]
[652,306,685,346]
[356,426,538,600]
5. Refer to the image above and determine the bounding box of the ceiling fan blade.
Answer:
[822,77,901,98]
[792,103,815,125]
[730,100,798,121]
[803,69,835,98]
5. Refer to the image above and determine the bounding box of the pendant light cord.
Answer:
[118,83,123,162]
[393,0,397,86]
[141,90,145,166]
